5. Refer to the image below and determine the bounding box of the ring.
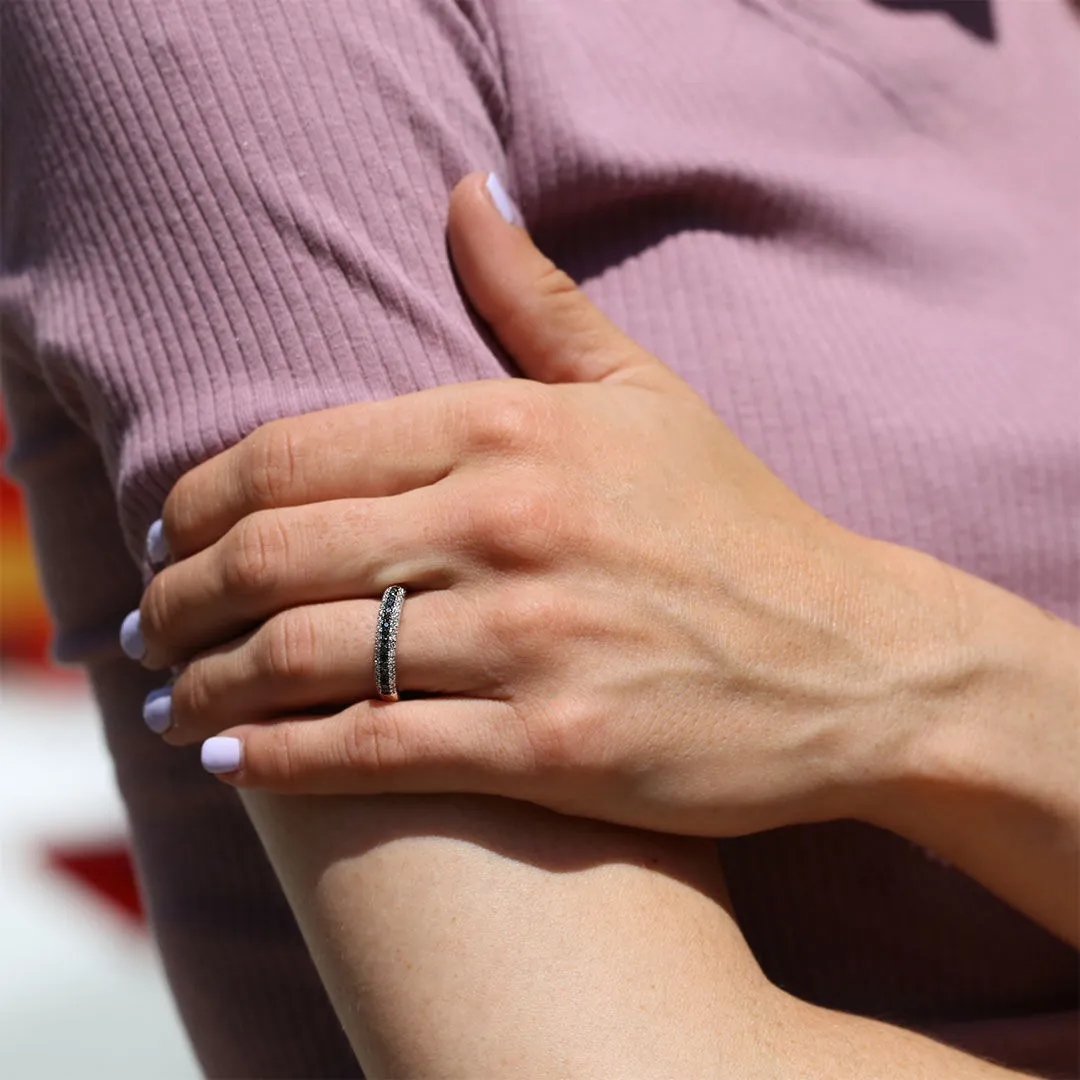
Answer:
[374,585,406,702]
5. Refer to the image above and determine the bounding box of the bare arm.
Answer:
[240,789,1041,1079]
[865,542,1080,945]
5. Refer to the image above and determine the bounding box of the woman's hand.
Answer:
[126,172,967,838]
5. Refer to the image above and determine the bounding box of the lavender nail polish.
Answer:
[120,610,145,660]
[143,687,173,734]
[202,737,242,774]
[146,519,169,566]
[485,172,523,226]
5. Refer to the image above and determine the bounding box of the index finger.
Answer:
[160,379,506,558]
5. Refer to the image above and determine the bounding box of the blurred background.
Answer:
[1,412,200,1078]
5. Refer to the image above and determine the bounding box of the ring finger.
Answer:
[157,588,505,745]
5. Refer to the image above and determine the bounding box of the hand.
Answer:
[128,172,963,838]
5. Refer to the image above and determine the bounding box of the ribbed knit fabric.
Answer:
[2,1,1078,1076]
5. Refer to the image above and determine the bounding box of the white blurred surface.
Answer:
[0,670,200,1079]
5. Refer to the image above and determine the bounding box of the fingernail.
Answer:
[142,687,173,734]
[120,610,145,660]
[146,519,169,567]
[485,172,523,226]
[202,737,242,774]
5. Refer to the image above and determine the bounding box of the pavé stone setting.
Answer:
[374,585,406,701]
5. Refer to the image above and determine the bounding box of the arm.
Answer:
[241,790,1041,1079]
[142,173,1079,959]
[864,541,1080,944]
[128,179,1067,1076]
[4,3,1064,1076]
[238,546,1072,1079]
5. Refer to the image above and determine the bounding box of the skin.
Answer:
[131,173,1077,1074]
[237,788,1040,1079]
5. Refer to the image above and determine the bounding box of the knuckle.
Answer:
[532,260,580,305]
[241,421,302,510]
[140,571,173,642]
[476,481,563,566]
[531,263,611,360]
[512,482,560,535]
[467,383,546,455]
[224,512,287,596]
[486,584,563,655]
[163,473,199,548]
[517,699,582,774]
[174,661,212,722]
[263,722,300,787]
[341,706,404,775]
[261,607,319,682]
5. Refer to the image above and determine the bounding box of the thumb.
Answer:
[448,172,696,399]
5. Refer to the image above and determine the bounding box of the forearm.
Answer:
[239,790,770,1077]
[782,1000,1044,1080]
[866,541,1080,944]
[240,790,1042,1079]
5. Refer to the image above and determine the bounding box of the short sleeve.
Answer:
[3,0,515,573]
[1,3,515,1072]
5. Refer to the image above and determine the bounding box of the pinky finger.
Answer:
[200,696,530,798]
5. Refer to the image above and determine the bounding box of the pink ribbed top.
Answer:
[2,1,1077,1075]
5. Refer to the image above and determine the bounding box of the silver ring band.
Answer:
[374,585,406,701]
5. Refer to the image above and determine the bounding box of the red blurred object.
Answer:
[45,842,146,926]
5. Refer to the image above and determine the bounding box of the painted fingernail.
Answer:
[120,610,145,660]
[485,172,523,226]
[142,687,173,734]
[146,519,169,567]
[202,737,242,774]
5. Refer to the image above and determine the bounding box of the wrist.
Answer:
[820,535,979,825]
[776,530,984,828]
[857,547,1080,936]
[870,554,1077,823]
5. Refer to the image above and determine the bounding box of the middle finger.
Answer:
[139,484,460,669]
